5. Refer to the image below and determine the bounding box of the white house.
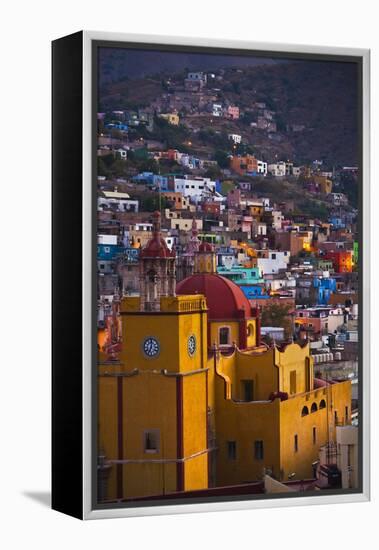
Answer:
[257,251,290,274]
[228,133,242,144]
[98,190,139,213]
[173,176,216,201]
[257,160,268,175]
[268,161,286,177]
[212,104,223,117]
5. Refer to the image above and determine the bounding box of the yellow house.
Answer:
[98,212,352,502]
[159,112,180,125]
[314,174,333,194]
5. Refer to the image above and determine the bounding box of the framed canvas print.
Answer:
[52,31,370,520]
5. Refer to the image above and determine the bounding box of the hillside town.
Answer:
[96,65,359,503]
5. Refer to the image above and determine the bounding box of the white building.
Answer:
[212,103,223,117]
[173,176,216,201]
[261,327,285,341]
[268,161,286,177]
[228,133,242,144]
[98,234,118,245]
[257,251,290,275]
[114,148,128,159]
[98,190,139,213]
[257,160,268,175]
[336,426,359,489]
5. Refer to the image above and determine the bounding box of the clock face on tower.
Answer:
[188,334,197,357]
[142,337,160,358]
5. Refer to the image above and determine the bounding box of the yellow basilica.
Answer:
[98,212,352,501]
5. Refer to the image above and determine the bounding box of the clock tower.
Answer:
[98,212,210,500]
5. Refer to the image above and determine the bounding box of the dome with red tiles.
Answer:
[140,211,176,259]
[176,273,252,320]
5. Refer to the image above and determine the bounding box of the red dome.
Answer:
[176,273,252,320]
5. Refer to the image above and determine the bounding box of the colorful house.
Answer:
[324,251,353,273]
[230,154,258,176]
[313,276,337,305]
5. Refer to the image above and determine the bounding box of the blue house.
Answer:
[97,244,124,261]
[313,276,336,305]
[240,286,269,300]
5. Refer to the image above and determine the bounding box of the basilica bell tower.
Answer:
[139,211,176,311]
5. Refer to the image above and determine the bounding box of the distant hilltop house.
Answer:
[268,161,286,177]
[230,154,267,176]
[226,105,240,119]
[267,161,300,177]
[158,112,180,125]
[329,193,348,206]
[212,103,223,117]
[313,174,333,194]
[98,189,139,213]
[168,175,220,202]
[184,71,207,91]
[228,133,242,144]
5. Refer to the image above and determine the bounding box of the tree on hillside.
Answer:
[214,150,230,169]
[261,303,293,339]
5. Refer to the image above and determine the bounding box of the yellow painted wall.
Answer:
[246,319,257,348]
[215,389,281,484]
[279,389,329,480]
[182,372,209,490]
[214,347,278,402]
[279,380,351,480]
[275,343,314,395]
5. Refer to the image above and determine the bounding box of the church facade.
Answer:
[98,212,351,501]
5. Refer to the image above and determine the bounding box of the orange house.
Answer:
[230,155,258,176]
[325,251,353,273]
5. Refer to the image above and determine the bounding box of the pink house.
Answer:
[227,105,240,120]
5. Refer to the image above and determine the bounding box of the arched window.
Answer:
[319,399,326,409]
[219,326,231,346]
[311,402,318,413]
[301,406,309,417]
[246,323,255,337]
